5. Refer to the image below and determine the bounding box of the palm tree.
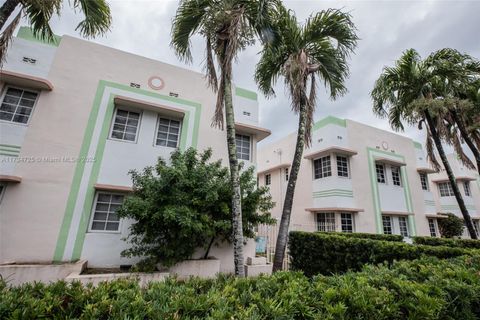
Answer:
[255,7,358,271]
[171,0,281,277]
[372,49,478,239]
[0,0,112,65]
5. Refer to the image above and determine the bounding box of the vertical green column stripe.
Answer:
[367,150,382,233]
[71,94,116,260]
[53,82,106,262]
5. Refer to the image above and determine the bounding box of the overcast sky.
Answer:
[18,0,480,147]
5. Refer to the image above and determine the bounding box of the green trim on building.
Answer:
[0,144,21,157]
[413,141,423,149]
[366,147,417,236]
[235,87,258,101]
[53,80,203,262]
[313,189,353,198]
[17,26,61,47]
[312,116,346,131]
[440,204,476,211]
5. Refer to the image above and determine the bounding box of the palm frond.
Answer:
[72,0,112,38]
[24,0,62,42]
[205,35,218,90]
[0,9,20,67]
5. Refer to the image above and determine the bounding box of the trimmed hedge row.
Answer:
[289,231,473,276]
[317,231,404,242]
[413,236,480,249]
[1,256,479,319]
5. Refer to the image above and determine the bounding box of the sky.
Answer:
[16,0,480,147]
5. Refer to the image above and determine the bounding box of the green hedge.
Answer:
[289,231,472,276]
[317,231,404,242]
[413,236,480,249]
[1,256,479,319]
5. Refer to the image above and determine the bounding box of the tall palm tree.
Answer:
[255,7,358,271]
[0,0,112,65]
[372,49,478,239]
[171,0,281,277]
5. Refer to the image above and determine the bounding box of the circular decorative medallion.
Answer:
[148,76,165,90]
[381,141,389,150]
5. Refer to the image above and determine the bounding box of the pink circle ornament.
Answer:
[148,76,165,90]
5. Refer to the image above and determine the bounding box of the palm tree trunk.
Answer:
[450,110,480,174]
[0,0,19,31]
[224,76,245,277]
[272,102,308,272]
[425,111,478,239]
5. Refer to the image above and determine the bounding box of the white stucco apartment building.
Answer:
[257,116,480,238]
[0,28,270,271]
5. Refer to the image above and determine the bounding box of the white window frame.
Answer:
[88,192,125,233]
[382,215,393,234]
[336,155,350,178]
[438,182,454,197]
[391,166,402,187]
[419,173,429,191]
[0,86,39,126]
[316,212,336,232]
[428,218,438,237]
[474,220,480,238]
[265,173,271,186]
[376,163,386,184]
[463,181,471,197]
[109,107,142,143]
[154,116,182,148]
[398,216,409,237]
[340,213,354,233]
[313,155,332,179]
[235,134,251,161]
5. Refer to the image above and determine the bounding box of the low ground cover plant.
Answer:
[1,255,479,319]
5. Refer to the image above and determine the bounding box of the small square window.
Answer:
[110,109,140,142]
[90,193,125,232]
[0,87,38,124]
[438,182,454,197]
[317,212,336,232]
[391,166,402,186]
[156,117,181,148]
[313,155,332,179]
[235,134,251,161]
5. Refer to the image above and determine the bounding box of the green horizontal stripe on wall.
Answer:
[312,116,346,131]
[0,144,21,150]
[313,188,353,193]
[235,87,257,100]
[441,205,476,211]
[0,152,19,157]
[413,141,423,149]
[313,194,354,198]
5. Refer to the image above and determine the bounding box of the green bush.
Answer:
[317,231,404,242]
[437,212,465,238]
[413,236,480,249]
[1,256,479,319]
[289,231,472,276]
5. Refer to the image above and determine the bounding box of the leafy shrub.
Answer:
[317,231,404,242]
[117,148,274,268]
[413,236,480,249]
[289,231,472,276]
[1,256,479,319]
[437,212,465,238]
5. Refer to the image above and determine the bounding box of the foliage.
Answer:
[317,231,404,242]
[117,148,274,268]
[1,255,479,319]
[437,212,465,238]
[413,236,480,249]
[289,231,474,277]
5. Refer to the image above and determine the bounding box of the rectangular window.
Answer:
[474,220,480,237]
[156,117,181,148]
[428,218,437,237]
[438,182,454,197]
[90,193,124,232]
[398,216,409,237]
[316,212,336,232]
[391,166,402,186]
[0,183,6,204]
[313,155,332,179]
[341,213,354,233]
[419,173,429,191]
[336,155,349,178]
[265,174,271,186]
[0,87,38,124]
[235,134,251,161]
[382,215,392,234]
[110,109,140,142]
[376,163,386,183]
[464,181,471,197]
[285,168,289,181]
